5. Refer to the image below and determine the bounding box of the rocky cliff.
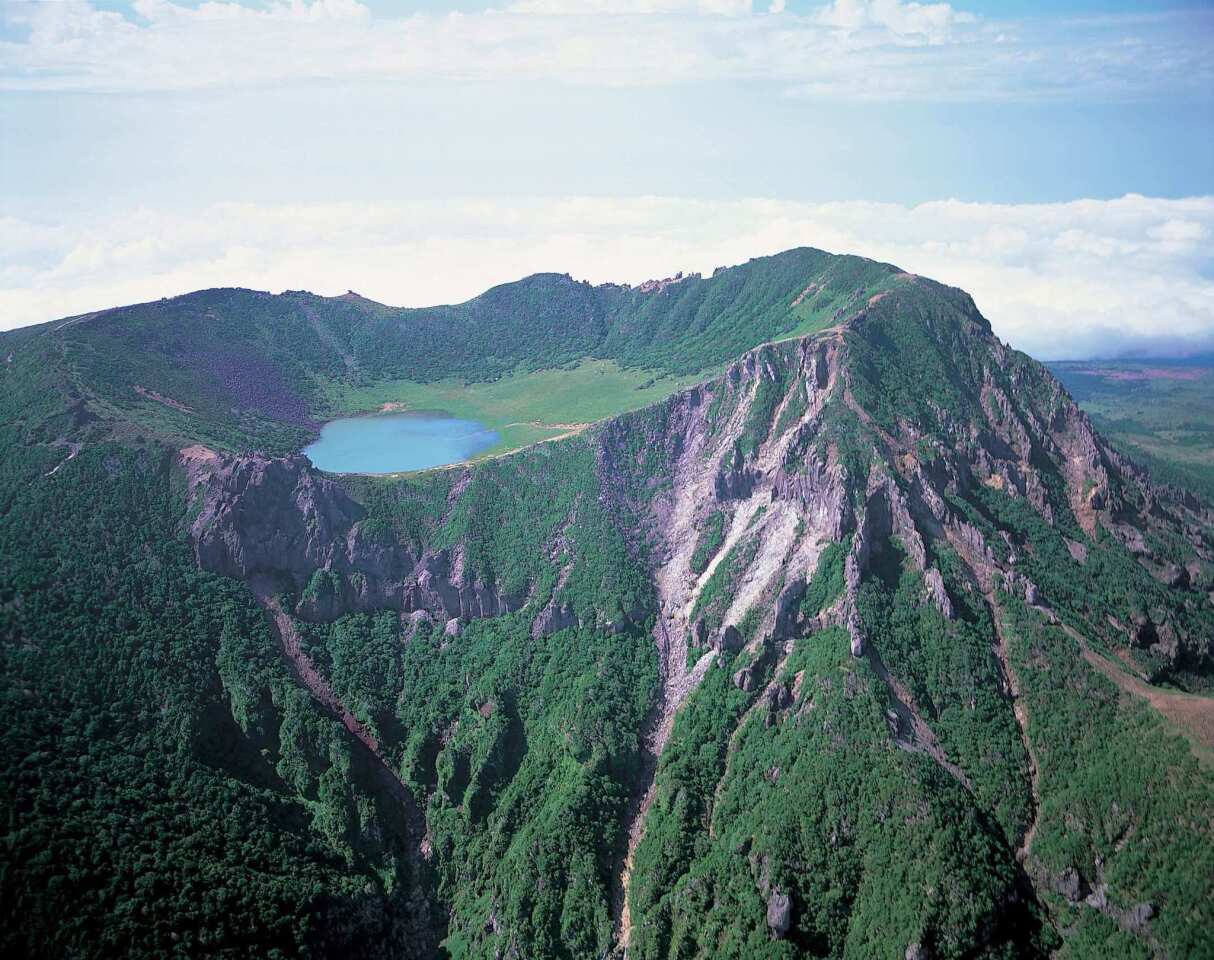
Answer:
[183,446,527,628]
[10,249,1214,960]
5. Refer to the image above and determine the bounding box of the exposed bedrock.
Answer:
[183,451,527,627]
[157,269,1214,960]
[188,452,364,580]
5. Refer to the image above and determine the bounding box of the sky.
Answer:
[1,0,1212,359]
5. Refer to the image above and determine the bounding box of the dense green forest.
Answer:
[0,436,441,957]
[2,249,1212,958]
[0,420,660,957]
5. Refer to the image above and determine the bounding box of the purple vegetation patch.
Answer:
[180,350,316,426]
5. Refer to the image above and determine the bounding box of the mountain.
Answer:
[1,250,1212,959]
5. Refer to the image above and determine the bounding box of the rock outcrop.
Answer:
[183,451,528,628]
[766,890,791,938]
[167,265,1213,960]
[188,452,365,581]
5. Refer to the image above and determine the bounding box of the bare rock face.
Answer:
[867,472,928,571]
[188,452,365,581]
[412,548,522,621]
[773,459,852,541]
[404,608,432,640]
[1053,866,1089,903]
[715,462,759,501]
[1186,559,1207,590]
[1152,622,1180,660]
[716,624,744,653]
[1124,902,1155,933]
[843,551,866,657]
[766,890,791,938]
[180,273,1213,692]
[830,470,958,651]
[1065,538,1088,564]
[773,580,807,640]
[762,682,794,726]
[531,600,579,639]
[1130,614,1157,649]
[1160,563,1189,589]
[183,449,526,626]
[923,567,953,620]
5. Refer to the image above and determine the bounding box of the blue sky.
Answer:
[1,0,1212,358]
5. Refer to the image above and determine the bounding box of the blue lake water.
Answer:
[303,412,500,473]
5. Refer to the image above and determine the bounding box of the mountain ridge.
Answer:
[0,247,903,455]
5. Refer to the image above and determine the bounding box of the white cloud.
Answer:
[505,0,752,15]
[3,195,1211,360]
[814,0,973,44]
[0,0,1209,100]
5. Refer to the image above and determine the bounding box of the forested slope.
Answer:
[1,252,1212,959]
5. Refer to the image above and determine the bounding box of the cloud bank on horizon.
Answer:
[4,193,1212,361]
[1,1,1211,361]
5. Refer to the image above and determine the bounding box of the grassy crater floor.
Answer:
[316,359,714,463]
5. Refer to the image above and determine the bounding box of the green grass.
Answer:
[311,291,847,468]
[317,359,713,459]
[776,270,898,343]
[778,310,836,341]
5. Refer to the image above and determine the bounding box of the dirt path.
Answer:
[611,620,672,949]
[1081,651,1214,757]
[134,385,194,414]
[44,440,81,478]
[985,596,1042,862]
[608,383,728,950]
[255,582,383,754]
[415,423,590,474]
[610,615,716,949]
[501,420,587,430]
[250,580,443,947]
[1045,611,1214,762]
